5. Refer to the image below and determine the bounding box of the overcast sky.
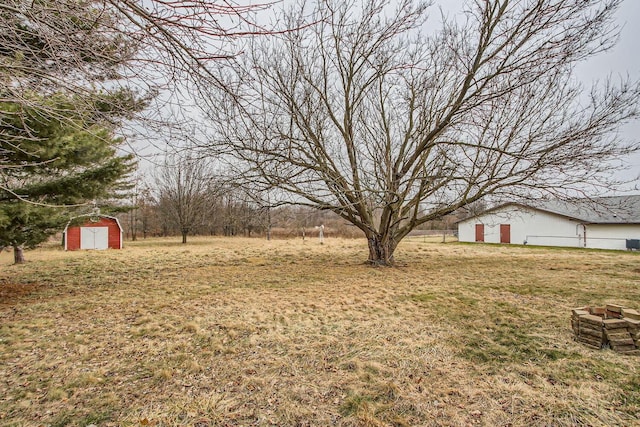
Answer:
[575,1,640,81]
[577,1,640,189]
[569,0,640,188]
[432,0,640,188]
[432,1,640,80]
[585,1,640,188]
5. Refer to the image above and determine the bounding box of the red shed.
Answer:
[64,215,123,251]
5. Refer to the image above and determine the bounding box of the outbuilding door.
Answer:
[80,227,109,250]
[500,224,511,244]
[475,224,484,242]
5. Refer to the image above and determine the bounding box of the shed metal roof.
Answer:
[461,195,640,224]
[530,195,640,224]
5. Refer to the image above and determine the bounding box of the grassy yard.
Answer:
[1,237,639,426]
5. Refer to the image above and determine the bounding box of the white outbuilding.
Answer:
[457,195,640,250]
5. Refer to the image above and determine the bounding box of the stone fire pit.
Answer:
[571,304,640,355]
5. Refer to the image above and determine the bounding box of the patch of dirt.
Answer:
[0,281,44,307]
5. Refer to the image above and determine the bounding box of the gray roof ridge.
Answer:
[526,194,640,224]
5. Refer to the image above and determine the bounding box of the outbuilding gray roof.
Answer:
[460,195,640,224]
[529,195,640,224]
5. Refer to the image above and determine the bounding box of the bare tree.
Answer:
[155,154,212,244]
[119,175,156,241]
[215,188,267,238]
[226,188,274,239]
[204,0,640,265]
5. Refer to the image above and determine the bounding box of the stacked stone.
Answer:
[622,308,640,352]
[605,304,624,319]
[603,319,635,353]
[572,308,604,349]
[571,307,588,335]
[571,304,640,355]
[605,305,640,354]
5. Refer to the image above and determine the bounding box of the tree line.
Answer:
[116,152,478,243]
[117,155,366,243]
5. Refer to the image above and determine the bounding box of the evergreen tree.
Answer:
[0,95,136,263]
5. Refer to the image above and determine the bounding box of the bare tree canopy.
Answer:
[154,153,214,244]
[203,0,640,265]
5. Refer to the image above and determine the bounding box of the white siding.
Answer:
[586,224,640,250]
[458,205,584,247]
[457,220,475,243]
[458,205,640,250]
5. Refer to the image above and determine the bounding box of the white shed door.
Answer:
[80,227,109,250]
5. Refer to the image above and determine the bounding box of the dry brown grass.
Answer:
[1,237,639,426]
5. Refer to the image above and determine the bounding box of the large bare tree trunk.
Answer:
[13,244,25,264]
[367,235,397,266]
[181,230,188,244]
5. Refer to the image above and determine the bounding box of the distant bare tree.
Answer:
[232,189,273,239]
[137,184,157,239]
[461,200,489,219]
[120,175,156,241]
[205,0,640,265]
[155,154,212,244]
